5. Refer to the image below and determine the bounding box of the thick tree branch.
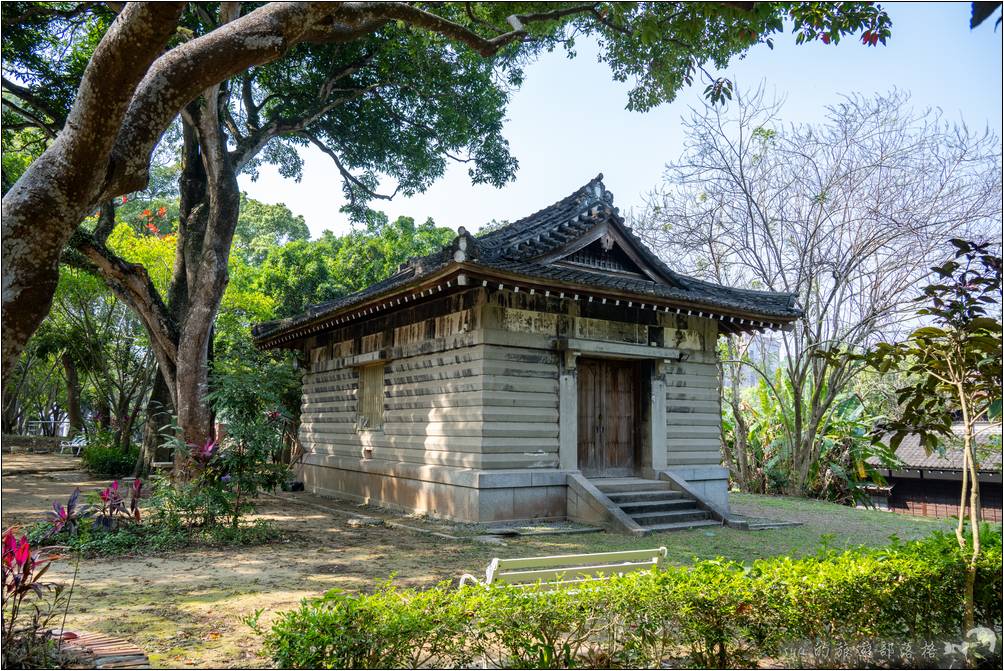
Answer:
[239,73,261,131]
[303,132,399,202]
[106,2,600,196]
[2,1,185,390]
[64,231,179,395]
[93,201,116,244]
[105,3,388,195]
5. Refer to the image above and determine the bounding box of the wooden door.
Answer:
[577,358,640,477]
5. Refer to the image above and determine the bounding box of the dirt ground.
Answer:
[2,454,498,668]
[1,451,953,669]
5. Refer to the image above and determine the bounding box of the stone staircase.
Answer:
[592,477,720,533]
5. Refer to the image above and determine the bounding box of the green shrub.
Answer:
[26,510,281,558]
[253,582,472,669]
[259,530,1003,669]
[80,431,138,476]
[467,583,607,668]
[203,351,296,528]
[154,352,294,532]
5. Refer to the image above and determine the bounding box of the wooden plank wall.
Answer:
[663,316,723,468]
[298,288,723,476]
[300,342,560,471]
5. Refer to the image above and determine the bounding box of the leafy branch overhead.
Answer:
[1,1,892,422]
[848,240,1002,454]
[2,2,893,198]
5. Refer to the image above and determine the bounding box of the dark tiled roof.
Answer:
[478,260,799,317]
[254,174,802,343]
[871,424,1002,472]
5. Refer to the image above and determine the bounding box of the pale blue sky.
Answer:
[239,2,1003,238]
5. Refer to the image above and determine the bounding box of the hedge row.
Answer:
[258,530,1003,669]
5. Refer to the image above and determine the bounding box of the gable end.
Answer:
[555,237,652,280]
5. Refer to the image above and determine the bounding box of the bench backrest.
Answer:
[466,547,667,589]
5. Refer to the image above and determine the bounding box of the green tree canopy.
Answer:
[255,213,455,319]
[233,194,310,265]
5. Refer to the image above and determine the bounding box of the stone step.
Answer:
[641,519,721,533]
[593,479,675,494]
[630,509,710,525]
[606,490,686,504]
[619,498,696,515]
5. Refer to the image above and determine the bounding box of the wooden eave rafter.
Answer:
[254,264,466,350]
[457,264,797,334]
[254,261,797,350]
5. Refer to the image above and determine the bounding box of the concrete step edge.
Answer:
[606,491,687,502]
[641,519,721,533]
[619,499,696,512]
[630,510,710,523]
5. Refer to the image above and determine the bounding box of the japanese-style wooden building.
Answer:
[254,175,802,533]
[866,424,1002,522]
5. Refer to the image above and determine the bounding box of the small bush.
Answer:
[27,476,283,558]
[259,530,1004,669]
[252,582,472,669]
[28,516,281,558]
[2,530,67,668]
[80,431,138,476]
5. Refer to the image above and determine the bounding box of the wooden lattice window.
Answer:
[561,238,648,277]
[356,363,385,430]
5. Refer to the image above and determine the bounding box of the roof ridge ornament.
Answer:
[451,226,480,263]
[589,173,614,205]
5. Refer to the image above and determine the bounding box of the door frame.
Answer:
[559,348,667,477]
[576,357,643,477]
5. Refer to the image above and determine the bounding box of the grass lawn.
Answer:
[0,454,958,668]
[498,492,955,566]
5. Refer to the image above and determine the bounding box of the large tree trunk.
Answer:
[0,3,185,392]
[69,105,239,457]
[95,398,111,431]
[61,352,83,435]
[135,368,174,477]
[171,101,241,448]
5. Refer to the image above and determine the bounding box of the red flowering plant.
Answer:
[46,488,88,537]
[191,438,220,465]
[137,200,170,237]
[93,479,143,531]
[1,529,68,667]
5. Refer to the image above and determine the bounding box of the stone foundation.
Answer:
[668,466,730,512]
[300,454,569,523]
[299,454,728,525]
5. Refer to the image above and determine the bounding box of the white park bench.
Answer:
[59,434,86,456]
[459,547,668,589]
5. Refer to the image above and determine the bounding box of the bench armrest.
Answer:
[458,574,481,587]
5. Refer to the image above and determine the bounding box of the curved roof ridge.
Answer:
[476,173,607,251]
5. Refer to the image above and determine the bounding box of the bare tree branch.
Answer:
[303,132,399,202]
[635,85,1002,495]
